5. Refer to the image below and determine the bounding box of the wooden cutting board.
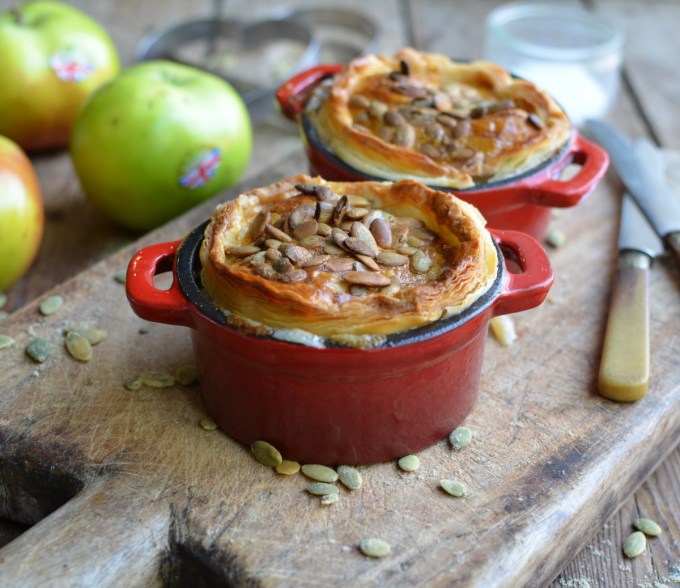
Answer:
[0,150,678,588]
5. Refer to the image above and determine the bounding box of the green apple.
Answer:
[70,60,253,232]
[0,0,120,152]
[0,135,44,291]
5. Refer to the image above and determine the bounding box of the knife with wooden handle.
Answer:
[587,119,680,268]
[597,140,665,402]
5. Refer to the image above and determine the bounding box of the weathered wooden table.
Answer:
[1,1,678,586]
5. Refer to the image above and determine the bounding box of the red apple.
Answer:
[0,0,120,152]
[0,135,44,291]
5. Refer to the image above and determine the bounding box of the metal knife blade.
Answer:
[586,119,680,266]
[598,141,665,402]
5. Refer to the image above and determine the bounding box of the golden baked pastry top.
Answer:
[200,175,498,347]
[305,47,571,189]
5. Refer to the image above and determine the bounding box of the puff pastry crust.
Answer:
[200,175,498,345]
[305,47,571,189]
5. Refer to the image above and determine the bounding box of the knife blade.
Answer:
[586,119,680,267]
[598,141,665,402]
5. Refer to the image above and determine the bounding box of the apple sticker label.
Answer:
[179,148,222,189]
[49,50,95,83]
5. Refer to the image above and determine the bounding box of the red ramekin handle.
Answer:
[491,229,554,317]
[125,241,196,329]
[276,64,345,121]
[528,131,610,207]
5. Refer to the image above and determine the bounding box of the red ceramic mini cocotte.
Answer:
[276,64,609,240]
[126,223,553,465]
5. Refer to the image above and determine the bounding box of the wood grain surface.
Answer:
[0,1,678,587]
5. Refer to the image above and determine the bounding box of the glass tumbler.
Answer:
[484,2,625,127]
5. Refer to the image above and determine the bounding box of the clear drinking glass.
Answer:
[484,2,625,126]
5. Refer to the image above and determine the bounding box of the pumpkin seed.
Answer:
[345,206,369,220]
[370,218,393,248]
[250,211,271,240]
[316,223,332,237]
[65,331,93,362]
[281,269,308,283]
[276,460,301,475]
[251,440,282,467]
[84,329,107,345]
[358,538,391,558]
[343,271,391,287]
[140,371,176,388]
[434,92,452,112]
[265,248,282,261]
[26,337,51,363]
[176,364,198,386]
[39,295,64,316]
[288,205,315,230]
[397,455,420,472]
[265,223,293,243]
[349,95,370,109]
[301,464,338,483]
[623,531,646,558]
[332,195,349,226]
[296,182,339,203]
[199,417,218,431]
[305,482,339,496]
[293,220,319,240]
[337,465,362,490]
[323,243,345,256]
[369,100,388,119]
[331,227,349,248]
[395,123,416,148]
[299,235,326,249]
[440,479,467,497]
[114,269,127,284]
[355,254,380,271]
[124,377,143,391]
[344,237,377,258]
[420,144,442,159]
[301,254,330,268]
[633,518,662,537]
[264,238,283,250]
[449,426,472,450]
[320,493,340,506]
[284,245,312,264]
[272,257,293,274]
[254,263,277,279]
[377,252,409,267]
[545,228,567,249]
[0,334,15,349]
[527,112,545,130]
[229,245,261,257]
[411,250,433,273]
[397,244,418,256]
[350,222,379,252]
[384,109,406,127]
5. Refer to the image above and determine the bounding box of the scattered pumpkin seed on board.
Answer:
[175,364,198,386]
[26,337,51,363]
[545,228,567,249]
[301,464,338,483]
[199,417,218,431]
[440,479,467,498]
[124,377,143,391]
[449,426,473,451]
[114,269,127,284]
[84,329,107,345]
[633,518,662,537]
[623,531,646,558]
[276,460,301,475]
[337,465,362,490]
[358,538,391,558]
[39,295,64,316]
[251,440,282,467]
[305,482,339,496]
[140,371,175,388]
[0,335,15,349]
[397,455,420,472]
[65,331,93,362]
[320,493,340,506]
